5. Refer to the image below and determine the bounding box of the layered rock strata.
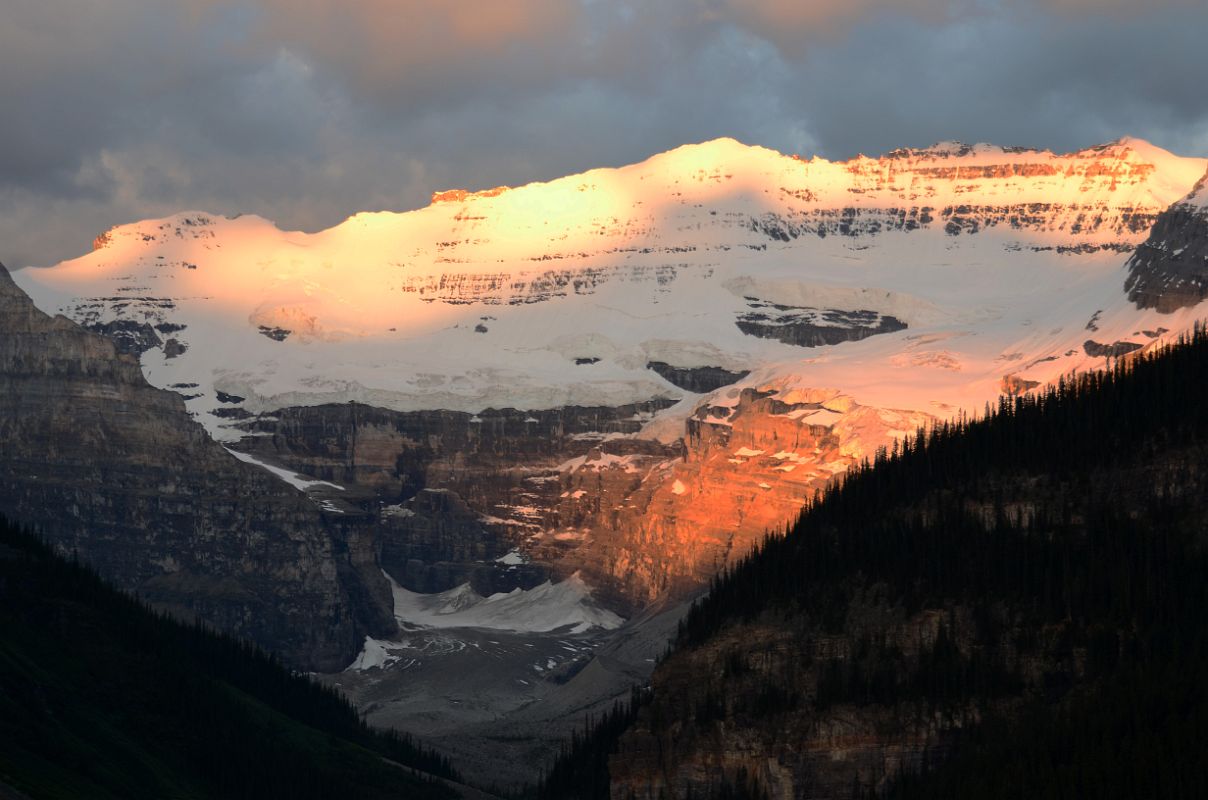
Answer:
[230,388,925,612]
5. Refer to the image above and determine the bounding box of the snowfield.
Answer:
[13,136,1207,447]
[223,447,345,492]
[386,571,624,636]
[347,570,624,673]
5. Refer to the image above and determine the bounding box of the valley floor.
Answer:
[322,601,688,789]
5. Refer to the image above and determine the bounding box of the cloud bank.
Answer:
[3,0,1206,268]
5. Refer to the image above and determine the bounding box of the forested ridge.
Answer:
[546,328,1208,798]
[682,325,1208,643]
[0,517,459,800]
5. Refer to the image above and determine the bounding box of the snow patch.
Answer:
[349,637,401,671]
[800,409,845,427]
[495,550,526,566]
[557,451,644,474]
[224,447,345,492]
[723,277,958,328]
[386,571,623,634]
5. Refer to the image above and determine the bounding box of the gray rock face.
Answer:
[230,399,679,604]
[59,294,185,357]
[379,488,548,593]
[1083,339,1143,360]
[233,401,674,492]
[0,262,394,670]
[82,319,165,356]
[1125,171,1208,312]
[221,386,927,621]
[646,361,749,393]
[746,199,1160,243]
[736,297,907,347]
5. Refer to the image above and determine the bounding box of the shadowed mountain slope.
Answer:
[0,514,459,799]
[0,262,394,670]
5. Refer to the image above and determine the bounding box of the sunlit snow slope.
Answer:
[15,137,1206,443]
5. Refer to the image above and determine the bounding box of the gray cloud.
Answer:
[2,0,1206,269]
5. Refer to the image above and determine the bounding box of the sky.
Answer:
[3,0,1207,269]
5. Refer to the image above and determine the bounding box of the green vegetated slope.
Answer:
[549,329,1208,799]
[0,518,459,800]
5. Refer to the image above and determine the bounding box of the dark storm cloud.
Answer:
[2,0,1206,269]
[776,5,1208,159]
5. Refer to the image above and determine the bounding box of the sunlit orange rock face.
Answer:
[544,389,930,606]
[430,185,509,204]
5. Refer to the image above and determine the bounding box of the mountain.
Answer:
[15,137,1204,423]
[554,330,1208,799]
[0,515,458,799]
[12,137,1206,610]
[0,262,394,670]
[8,136,1208,781]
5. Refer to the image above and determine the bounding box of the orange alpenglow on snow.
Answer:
[15,136,1206,441]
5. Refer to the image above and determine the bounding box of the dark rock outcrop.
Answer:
[83,319,163,356]
[232,400,680,605]
[736,298,907,347]
[58,295,183,357]
[1083,339,1143,360]
[646,361,749,393]
[0,262,393,670]
[1000,373,1041,396]
[379,488,547,593]
[1124,171,1208,312]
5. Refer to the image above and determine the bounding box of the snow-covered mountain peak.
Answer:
[13,136,1208,442]
[642,135,785,167]
[1092,135,1171,158]
[16,135,1208,618]
[80,136,1202,267]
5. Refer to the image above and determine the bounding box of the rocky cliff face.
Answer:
[1125,168,1208,312]
[0,262,393,670]
[222,386,925,616]
[548,389,929,606]
[229,401,669,601]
